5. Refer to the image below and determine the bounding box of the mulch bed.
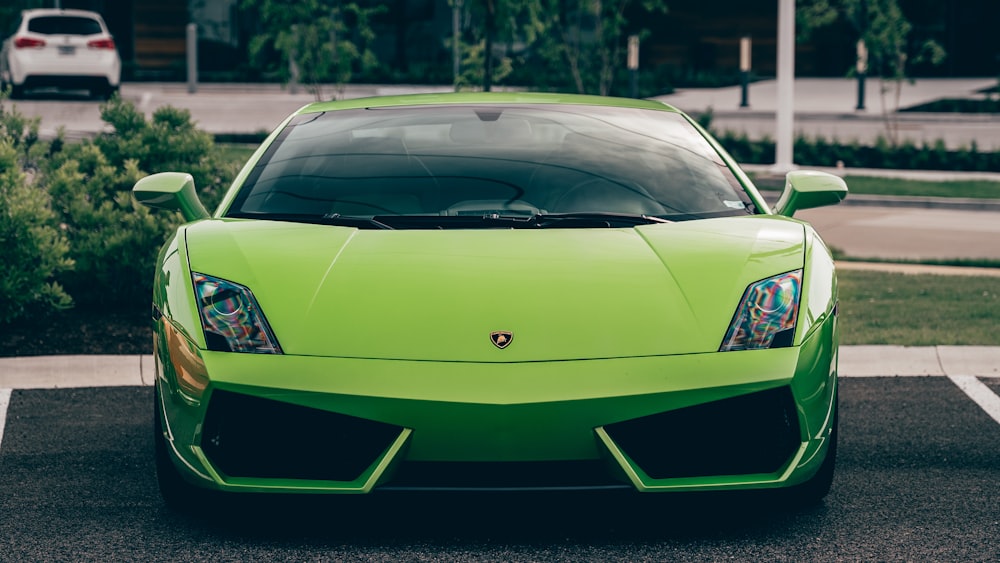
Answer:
[0,308,152,357]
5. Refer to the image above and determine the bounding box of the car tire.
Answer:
[90,85,116,101]
[779,396,838,508]
[9,84,24,99]
[153,386,213,513]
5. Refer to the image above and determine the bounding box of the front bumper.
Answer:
[155,318,837,495]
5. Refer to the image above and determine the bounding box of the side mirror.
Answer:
[772,170,848,217]
[133,172,210,222]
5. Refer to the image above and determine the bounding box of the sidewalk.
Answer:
[653,77,998,117]
[0,346,997,390]
[653,77,1000,151]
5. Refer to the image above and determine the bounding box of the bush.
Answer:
[94,98,232,210]
[711,127,1000,172]
[43,146,165,309]
[0,109,73,324]
[40,97,237,310]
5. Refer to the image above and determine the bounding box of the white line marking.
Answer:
[0,388,11,452]
[948,375,1000,426]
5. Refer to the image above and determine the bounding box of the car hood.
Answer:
[184,217,805,361]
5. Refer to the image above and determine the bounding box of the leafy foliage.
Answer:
[798,0,946,146]
[242,0,385,100]
[0,94,239,321]
[38,98,235,309]
[0,102,72,324]
[712,125,1000,172]
[535,0,667,96]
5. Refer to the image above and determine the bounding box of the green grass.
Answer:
[838,270,1000,345]
[829,246,1000,269]
[842,176,1000,199]
[216,143,259,165]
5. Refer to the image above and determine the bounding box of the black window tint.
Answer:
[229,104,753,223]
[27,16,103,35]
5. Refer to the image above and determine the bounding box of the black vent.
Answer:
[603,386,800,479]
[383,460,628,491]
[202,390,403,482]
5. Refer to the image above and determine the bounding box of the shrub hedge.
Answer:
[0,96,237,324]
[707,120,1000,172]
[0,102,73,324]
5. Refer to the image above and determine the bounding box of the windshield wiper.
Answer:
[228,212,394,230]
[367,212,671,229]
[529,212,672,228]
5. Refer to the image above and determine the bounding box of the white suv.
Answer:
[1,9,121,100]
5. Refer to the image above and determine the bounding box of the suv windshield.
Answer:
[228,104,754,228]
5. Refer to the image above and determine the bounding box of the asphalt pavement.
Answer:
[1,380,998,561]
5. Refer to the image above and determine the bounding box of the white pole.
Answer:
[773,0,795,173]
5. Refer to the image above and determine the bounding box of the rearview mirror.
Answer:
[133,172,210,222]
[772,170,848,217]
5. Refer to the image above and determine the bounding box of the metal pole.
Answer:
[627,35,639,98]
[739,35,751,108]
[855,39,868,111]
[773,0,795,173]
[186,23,197,94]
[452,0,461,90]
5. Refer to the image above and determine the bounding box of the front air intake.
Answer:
[202,390,404,482]
[603,386,800,479]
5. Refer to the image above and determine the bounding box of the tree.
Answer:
[799,0,945,146]
[534,0,667,96]
[455,0,545,91]
[455,0,666,95]
[242,0,385,100]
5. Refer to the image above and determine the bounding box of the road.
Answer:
[798,204,1000,261]
[0,372,998,561]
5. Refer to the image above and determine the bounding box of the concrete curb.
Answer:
[0,355,156,389]
[0,346,997,390]
[744,164,1000,212]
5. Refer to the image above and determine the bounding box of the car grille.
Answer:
[201,390,404,482]
[381,460,630,491]
[603,386,800,479]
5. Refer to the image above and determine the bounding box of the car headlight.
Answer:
[192,273,282,354]
[720,269,802,351]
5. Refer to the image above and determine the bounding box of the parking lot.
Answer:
[0,367,997,561]
[2,79,998,560]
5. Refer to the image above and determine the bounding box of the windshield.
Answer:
[228,104,754,228]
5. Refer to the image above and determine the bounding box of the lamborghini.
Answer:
[134,92,847,510]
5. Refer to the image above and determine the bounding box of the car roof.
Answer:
[294,92,683,116]
[20,8,106,21]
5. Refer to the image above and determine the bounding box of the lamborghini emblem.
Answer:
[490,331,513,349]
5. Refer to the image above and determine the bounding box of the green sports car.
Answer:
[134,92,847,510]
